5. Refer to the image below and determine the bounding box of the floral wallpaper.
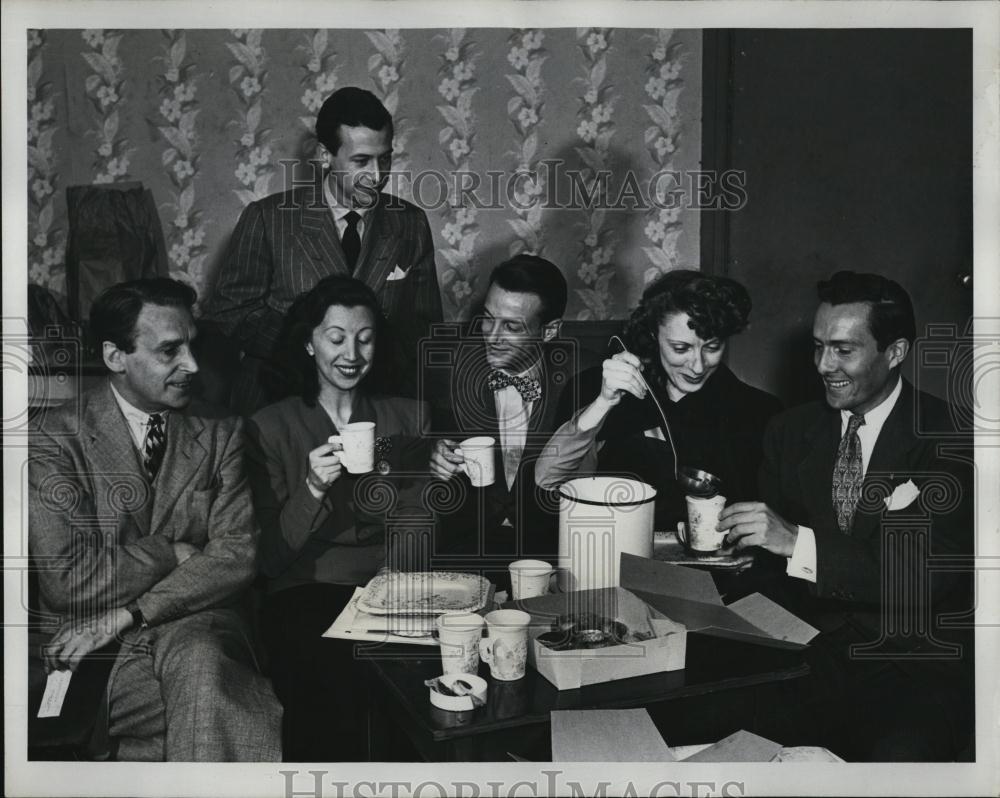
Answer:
[26,28,701,321]
[27,30,65,294]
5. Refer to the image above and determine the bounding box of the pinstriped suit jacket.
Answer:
[205,185,443,396]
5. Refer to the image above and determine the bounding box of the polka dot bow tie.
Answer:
[486,368,542,403]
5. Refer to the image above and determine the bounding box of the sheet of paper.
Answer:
[322,588,438,646]
[682,730,783,762]
[551,709,676,762]
[727,593,819,646]
[37,669,72,718]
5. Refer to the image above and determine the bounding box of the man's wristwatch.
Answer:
[126,600,148,631]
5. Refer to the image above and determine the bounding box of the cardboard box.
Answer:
[508,553,817,691]
[619,553,819,650]
[512,586,687,690]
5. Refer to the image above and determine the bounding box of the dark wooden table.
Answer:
[358,631,809,761]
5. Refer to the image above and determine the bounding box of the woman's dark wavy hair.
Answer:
[263,276,385,406]
[623,269,752,376]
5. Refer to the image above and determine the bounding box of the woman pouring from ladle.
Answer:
[535,269,782,530]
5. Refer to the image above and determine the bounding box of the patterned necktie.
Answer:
[486,368,542,403]
[342,211,361,273]
[832,413,866,533]
[144,413,167,482]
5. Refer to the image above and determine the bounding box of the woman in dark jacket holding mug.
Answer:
[245,275,430,761]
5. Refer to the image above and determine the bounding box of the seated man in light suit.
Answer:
[427,255,573,590]
[29,278,282,761]
[718,271,974,761]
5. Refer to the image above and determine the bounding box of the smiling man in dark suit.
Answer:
[718,271,974,761]
[427,256,572,589]
[205,86,442,414]
[29,278,281,761]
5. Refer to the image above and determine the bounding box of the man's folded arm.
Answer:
[133,420,258,626]
[29,441,179,616]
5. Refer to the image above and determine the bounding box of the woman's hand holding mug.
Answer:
[306,440,343,498]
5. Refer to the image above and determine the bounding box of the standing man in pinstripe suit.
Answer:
[205,87,443,415]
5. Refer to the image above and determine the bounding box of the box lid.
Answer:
[620,553,818,649]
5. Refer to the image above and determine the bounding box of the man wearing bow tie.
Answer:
[204,87,442,414]
[716,271,973,761]
[427,256,571,586]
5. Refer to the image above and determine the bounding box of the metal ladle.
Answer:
[608,335,722,497]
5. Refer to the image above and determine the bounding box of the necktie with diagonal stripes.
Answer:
[144,413,167,482]
[832,413,866,533]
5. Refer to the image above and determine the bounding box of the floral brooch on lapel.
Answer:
[884,478,921,512]
[375,436,392,475]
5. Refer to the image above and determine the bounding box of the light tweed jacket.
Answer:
[29,381,281,761]
[29,381,258,625]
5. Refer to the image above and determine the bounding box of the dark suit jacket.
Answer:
[245,392,431,593]
[430,343,575,561]
[759,380,974,670]
[29,382,258,626]
[205,185,443,403]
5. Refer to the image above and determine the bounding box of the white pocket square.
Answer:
[386,265,411,281]
[884,479,920,511]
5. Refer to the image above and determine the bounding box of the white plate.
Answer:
[356,571,491,616]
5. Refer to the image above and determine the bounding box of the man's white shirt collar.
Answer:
[840,375,902,436]
[493,358,543,496]
[840,375,903,475]
[109,380,168,451]
[323,178,369,223]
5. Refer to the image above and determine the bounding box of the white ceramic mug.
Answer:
[478,609,531,681]
[328,422,375,474]
[509,559,553,600]
[683,494,728,552]
[436,612,485,675]
[459,436,495,487]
